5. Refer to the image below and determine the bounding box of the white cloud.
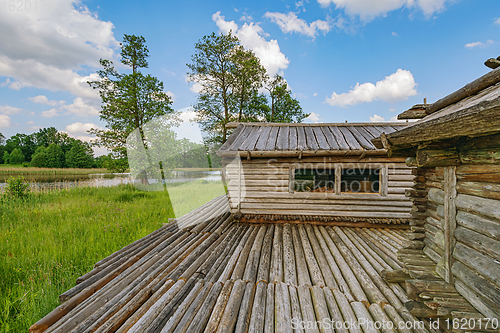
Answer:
[41,108,61,118]
[392,32,398,36]
[464,40,495,49]
[41,97,99,118]
[389,107,396,111]
[369,114,385,122]
[264,12,331,38]
[174,107,204,144]
[27,120,35,125]
[213,11,289,76]
[317,0,450,20]
[305,112,321,123]
[369,114,405,122]
[29,95,65,106]
[0,105,22,115]
[495,18,500,25]
[0,115,11,128]
[0,78,11,87]
[166,91,176,102]
[313,92,318,97]
[326,69,417,107]
[65,122,98,136]
[0,0,118,98]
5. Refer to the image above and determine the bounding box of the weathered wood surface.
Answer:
[372,76,500,149]
[219,123,405,156]
[33,193,455,333]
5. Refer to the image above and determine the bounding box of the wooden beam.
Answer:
[397,104,428,120]
[425,67,500,115]
[217,149,388,158]
[441,166,457,283]
[416,149,461,168]
[378,97,500,148]
[225,122,408,129]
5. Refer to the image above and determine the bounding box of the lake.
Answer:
[0,170,223,192]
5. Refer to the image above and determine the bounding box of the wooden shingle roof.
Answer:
[218,123,407,158]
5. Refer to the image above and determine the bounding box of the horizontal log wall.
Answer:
[224,157,414,220]
[421,164,500,319]
[422,168,445,266]
[452,164,500,319]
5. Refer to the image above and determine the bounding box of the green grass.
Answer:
[0,165,111,175]
[0,185,172,331]
[0,181,227,332]
[167,180,226,217]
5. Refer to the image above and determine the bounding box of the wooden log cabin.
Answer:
[372,64,500,326]
[30,67,500,333]
[217,122,417,226]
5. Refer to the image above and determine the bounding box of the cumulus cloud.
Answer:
[41,97,99,118]
[317,0,451,20]
[264,12,331,38]
[213,11,289,76]
[29,95,65,106]
[369,114,404,122]
[0,78,10,87]
[495,18,500,25]
[0,115,12,128]
[166,91,176,102]
[369,114,385,122]
[0,0,118,98]
[0,105,22,115]
[65,122,98,135]
[305,112,321,123]
[325,69,417,107]
[464,40,495,49]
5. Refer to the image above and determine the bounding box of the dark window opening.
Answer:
[341,168,380,193]
[294,168,335,192]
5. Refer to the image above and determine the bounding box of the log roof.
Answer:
[373,67,500,149]
[218,123,407,158]
[30,195,438,333]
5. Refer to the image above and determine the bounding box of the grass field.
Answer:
[0,164,110,175]
[0,181,226,332]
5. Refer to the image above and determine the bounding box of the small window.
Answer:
[341,168,380,193]
[294,168,335,192]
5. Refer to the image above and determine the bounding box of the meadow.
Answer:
[0,164,110,176]
[0,180,225,332]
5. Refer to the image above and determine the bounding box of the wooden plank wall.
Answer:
[224,157,414,220]
[423,164,500,319]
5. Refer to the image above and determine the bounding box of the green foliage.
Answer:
[30,147,48,168]
[101,156,129,173]
[3,176,30,200]
[0,185,173,331]
[9,148,25,165]
[266,74,309,123]
[88,34,175,159]
[45,144,65,168]
[187,31,243,143]
[5,134,35,162]
[65,141,95,169]
[3,151,10,164]
[188,32,307,146]
[21,162,30,168]
[0,132,5,145]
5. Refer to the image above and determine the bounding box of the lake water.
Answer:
[0,170,222,192]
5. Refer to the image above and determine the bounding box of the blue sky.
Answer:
[0,0,499,153]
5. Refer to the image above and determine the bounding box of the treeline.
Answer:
[0,128,219,171]
[0,127,102,168]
